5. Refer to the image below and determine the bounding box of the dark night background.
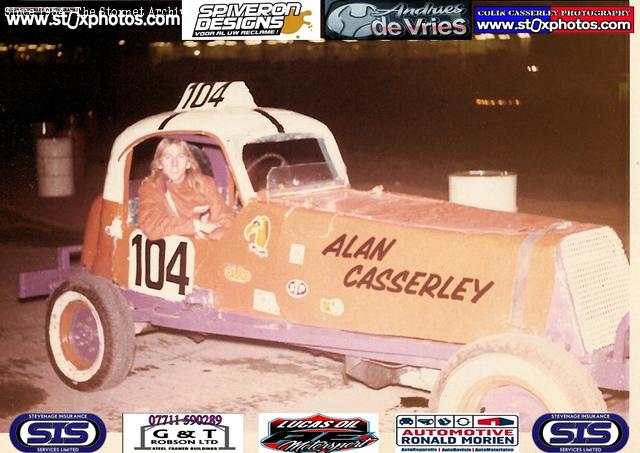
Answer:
[0,1,630,246]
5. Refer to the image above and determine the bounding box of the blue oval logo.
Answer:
[9,413,107,452]
[532,413,628,452]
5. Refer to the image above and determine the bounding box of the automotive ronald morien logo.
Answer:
[192,1,313,38]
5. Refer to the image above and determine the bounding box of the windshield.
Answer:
[243,137,345,195]
[266,162,346,196]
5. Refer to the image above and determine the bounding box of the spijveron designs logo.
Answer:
[182,0,320,40]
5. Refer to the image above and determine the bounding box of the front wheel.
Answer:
[46,275,135,391]
[431,334,605,429]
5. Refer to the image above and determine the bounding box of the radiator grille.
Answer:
[559,227,629,353]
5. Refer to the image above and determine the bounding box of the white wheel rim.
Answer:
[49,290,105,383]
[438,353,574,427]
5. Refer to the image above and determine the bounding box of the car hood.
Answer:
[269,187,595,235]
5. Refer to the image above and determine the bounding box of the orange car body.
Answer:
[75,82,627,354]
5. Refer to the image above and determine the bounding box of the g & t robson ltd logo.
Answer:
[122,413,244,452]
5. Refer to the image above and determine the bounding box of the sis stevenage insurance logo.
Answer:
[182,0,320,40]
[532,413,629,452]
[259,413,379,452]
[395,413,519,452]
[9,413,107,453]
[325,0,471,40]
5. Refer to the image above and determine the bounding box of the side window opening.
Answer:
[127,134,233,226]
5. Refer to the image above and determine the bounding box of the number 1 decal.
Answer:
[129,230,195,301]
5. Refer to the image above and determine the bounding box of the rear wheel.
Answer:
[46,275,135,391]
[432,334,605,429]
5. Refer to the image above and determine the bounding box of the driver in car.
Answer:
[138,138,234,240]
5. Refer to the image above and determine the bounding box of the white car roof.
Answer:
[115,106,334,145]
[104,106,348,203]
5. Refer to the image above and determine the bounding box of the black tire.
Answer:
[432,334,605,426]
[46,275,135,391]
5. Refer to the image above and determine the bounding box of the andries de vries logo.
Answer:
[325,0,471,39]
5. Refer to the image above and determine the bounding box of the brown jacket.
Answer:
[138,174,234,240]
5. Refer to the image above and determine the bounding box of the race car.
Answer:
[19,81,629,427]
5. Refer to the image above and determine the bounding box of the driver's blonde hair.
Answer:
[149,138,204,193]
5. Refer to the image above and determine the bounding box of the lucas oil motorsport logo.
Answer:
[395,414,518,452]
[259,413,379,452]
[182,0,319,40]
[325,0,471,40]
[9,413,107,453]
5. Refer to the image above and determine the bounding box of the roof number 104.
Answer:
[178,82,231,110]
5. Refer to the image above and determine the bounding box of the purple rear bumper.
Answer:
[18,245,83,299]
